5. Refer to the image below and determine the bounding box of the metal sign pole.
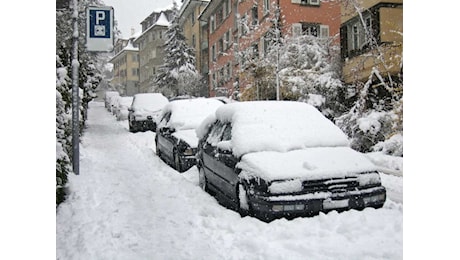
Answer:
[72,0,80,175]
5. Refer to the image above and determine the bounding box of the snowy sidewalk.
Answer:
[56,101,403,260]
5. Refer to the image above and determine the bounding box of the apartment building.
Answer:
[178,0,210,90]
[134,10,174,93]
[199,0,341,99]
[340,0,403,85]
[109,33,140,96]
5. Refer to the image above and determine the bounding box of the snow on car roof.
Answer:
[160,98,224,130]
[132,93,168,111]
[198,101,350,157]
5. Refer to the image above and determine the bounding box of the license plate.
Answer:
[323,198,349,210]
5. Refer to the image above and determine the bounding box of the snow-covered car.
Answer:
[128,93,169,132]
[105,91,119,111]
[196,101,386,222]
[114,96,133,121]
[155,98,224,173]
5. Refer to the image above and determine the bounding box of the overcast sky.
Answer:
[102,0,178,38]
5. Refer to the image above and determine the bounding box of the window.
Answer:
[296,0,320,5]
[210,15,216,33]
[225,30,231,50]
[191,10,195,25]
[251,6,258,25]
[216,6,223,25]
[219,38,224,54]
[251,43,259,59]
[192,34,196,48]
[263,0,270,14]
[302,23,318,36]
[212,44,216,61]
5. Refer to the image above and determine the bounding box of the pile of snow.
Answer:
[159,98,223,131]
[198,101,349,157]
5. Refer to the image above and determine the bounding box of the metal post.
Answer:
[71,0,80,175]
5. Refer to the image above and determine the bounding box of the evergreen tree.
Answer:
[154,1,202,98]
[56,0,106,206]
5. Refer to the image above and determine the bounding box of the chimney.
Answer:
[131,27,135,36]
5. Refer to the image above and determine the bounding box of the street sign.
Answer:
[86,6,114,52]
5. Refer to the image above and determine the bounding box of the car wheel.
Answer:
[173,149,183,173]
[198,167,208,192]
[237,183,251,217]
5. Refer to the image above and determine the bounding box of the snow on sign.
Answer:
[86,6,114,52]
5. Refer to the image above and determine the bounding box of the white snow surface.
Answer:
[56,102,403,260]
[238,147,378,182]
[198,101,350,157]
[159,98,224,131]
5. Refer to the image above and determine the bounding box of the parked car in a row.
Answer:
[104,91,119,112]
[155,98,224,172]
[195,101,386,222]
[128,93,169,133]
[114,96,134,121]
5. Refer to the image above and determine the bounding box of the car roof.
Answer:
[198,101,350,157]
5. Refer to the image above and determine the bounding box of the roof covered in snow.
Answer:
[197,101,350,157]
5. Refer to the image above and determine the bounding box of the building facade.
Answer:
[340,0,403,85]
[109,34,140,96]
[134,10,174,93]
[199,0,341,99]
[178,0,210,88]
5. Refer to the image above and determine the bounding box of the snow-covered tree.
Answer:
[153,1,203,98]
[56,0,106,205]
[239,28,348,118]
[335,0,403,155]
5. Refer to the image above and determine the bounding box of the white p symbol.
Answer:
[96,11,105,25]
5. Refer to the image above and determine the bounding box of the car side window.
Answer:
[159,112,171,126]
[206,121,226,146]
[221,123,232,141]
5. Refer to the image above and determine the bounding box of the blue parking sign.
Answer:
[89,9,110,38]
[86,6,114,51]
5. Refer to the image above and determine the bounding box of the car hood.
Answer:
[237,147,377,182]
[172,129,199,148]
[133,108,162,117]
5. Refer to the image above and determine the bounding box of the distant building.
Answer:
[178,0,210,96]
[109,31,140,96]
[199,0,341,99]
[340,0,403,85]
[134,10,174,93]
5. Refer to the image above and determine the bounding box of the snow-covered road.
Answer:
[56,101,403,260]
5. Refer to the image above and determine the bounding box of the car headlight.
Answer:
[358,171,382,187]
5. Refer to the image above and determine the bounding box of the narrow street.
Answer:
[56,101,403,260]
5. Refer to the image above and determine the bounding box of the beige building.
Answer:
[109,34,140,96]
[134,10,174,93]
[340,0,403,85]
[178,0,210,91]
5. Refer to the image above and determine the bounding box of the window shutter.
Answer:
[292,23,302,37]
[291,0,301,4]
[320,25,329,38]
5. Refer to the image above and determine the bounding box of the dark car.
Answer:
[128,93,169,133]
[155,98,224,172]
[196,101,386,222]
